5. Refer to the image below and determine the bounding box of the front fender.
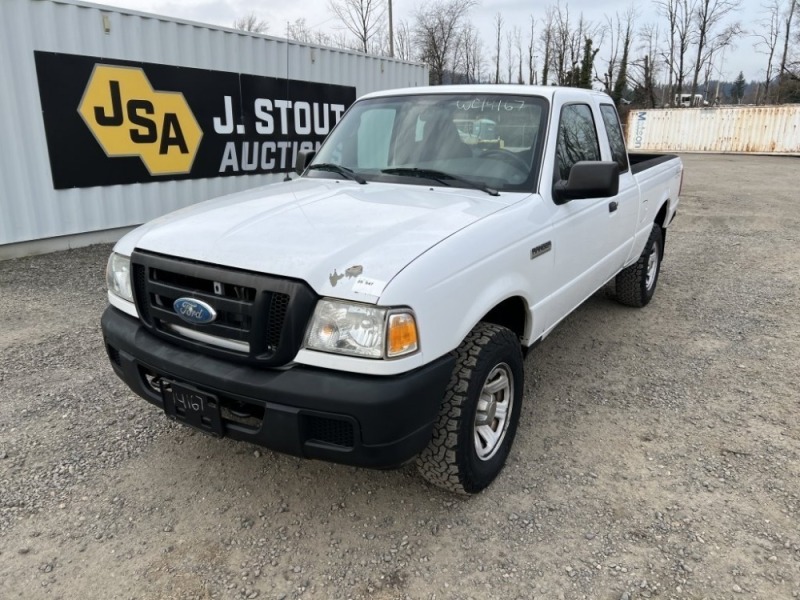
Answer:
[379,201,552,362]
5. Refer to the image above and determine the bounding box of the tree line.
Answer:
[233,0,800,106]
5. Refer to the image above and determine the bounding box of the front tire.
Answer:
[615,224,663,307]
[417,323,524,494]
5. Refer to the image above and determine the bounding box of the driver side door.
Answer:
[542,102,627,329]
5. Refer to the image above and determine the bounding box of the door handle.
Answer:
[609,201,618,213]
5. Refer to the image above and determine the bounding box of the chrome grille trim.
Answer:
[165,323,250,352]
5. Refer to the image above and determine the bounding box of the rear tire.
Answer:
[416,323,523,494]
[615,224,663,308]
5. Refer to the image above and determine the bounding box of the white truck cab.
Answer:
[102,85,682,493]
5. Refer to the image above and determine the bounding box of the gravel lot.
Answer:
[1,154,799,600]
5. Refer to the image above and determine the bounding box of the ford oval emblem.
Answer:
[173,297,217,325]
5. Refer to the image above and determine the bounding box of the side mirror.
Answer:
[554,161,619,204]
[295,150,316,175]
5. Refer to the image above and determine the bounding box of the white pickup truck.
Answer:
[102,85,682,494]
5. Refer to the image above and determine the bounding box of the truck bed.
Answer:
[629,152,679,175]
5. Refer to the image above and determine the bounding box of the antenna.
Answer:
[284,21,293,182]
[388,0,394,58]
[286,20,290,83]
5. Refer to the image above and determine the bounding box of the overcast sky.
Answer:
[98,0,765,86]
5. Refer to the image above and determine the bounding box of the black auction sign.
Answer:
[34,51,356,189]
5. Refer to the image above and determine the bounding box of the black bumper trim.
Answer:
[101,307,455,468]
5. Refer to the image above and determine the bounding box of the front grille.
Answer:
[131,250,317,367]
[133,265,151,323]
[267,292,290,349]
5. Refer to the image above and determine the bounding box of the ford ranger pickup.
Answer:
[101,85,682,494]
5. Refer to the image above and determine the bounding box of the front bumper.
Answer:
[101,307,454,468]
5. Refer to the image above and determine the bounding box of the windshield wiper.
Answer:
[307,163,367,184]
[380,167,499,197]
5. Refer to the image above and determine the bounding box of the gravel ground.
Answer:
[1,154,798,600]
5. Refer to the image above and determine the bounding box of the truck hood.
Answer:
[117,178,515,302]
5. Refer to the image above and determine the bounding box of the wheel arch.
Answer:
[479,295,529,344]
[654,199,670,258]
[655,200,670,228]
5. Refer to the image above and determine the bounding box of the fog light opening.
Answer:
[143,371,162,393]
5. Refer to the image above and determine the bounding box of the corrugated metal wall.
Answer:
[626,105,800,155]
[0,0,428,247]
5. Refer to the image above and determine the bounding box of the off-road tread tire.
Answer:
[615,224,663,308]
[416,323,523,495]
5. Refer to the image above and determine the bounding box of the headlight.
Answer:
[106,252,133,303]
[304,299,418,359]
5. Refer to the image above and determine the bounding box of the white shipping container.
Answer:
[0,0,428,256]
[626,105,800,155]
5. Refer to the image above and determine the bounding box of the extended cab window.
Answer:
[600,104,629,172]
[556,104,600,180]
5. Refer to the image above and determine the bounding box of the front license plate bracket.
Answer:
[162,380,224,437]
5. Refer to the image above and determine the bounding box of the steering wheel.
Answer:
[481,149,529,172]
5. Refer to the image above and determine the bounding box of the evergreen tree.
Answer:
[612,43,629,106]
[732,71,746,104]
[540,23,551,86]
[579,37,595,89]
[610,13,634,106]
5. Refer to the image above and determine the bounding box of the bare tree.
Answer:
[494,13,503,84]
[689,0,743,97]
[630,22,661,107]
[540,7,555,85]
[287,18,313,43]
[505,29,515,83]
[601,7,637,102]
[287,18,331,45]
[548,6,597,87]
[674,0,696,101]
[233,13,269,34]
[329,0,387,54]
[413,0,477,84]
[656,0,678,102]
[753,0,782,103]
[394,19,413,61]
[368,29,390,55]
[550,3,572,85]
[510,26,522,83]
[777,0,799,101]
[656,0,696,104]
[602,15,620,94]
[702,46,717,98]
[326,31,351,50]
[528,16,537,84]
[457,24,483,83]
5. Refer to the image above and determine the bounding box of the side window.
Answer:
[556,104,601,180]
[600,104,629,172]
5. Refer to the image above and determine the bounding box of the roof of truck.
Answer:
[360,84,612,102]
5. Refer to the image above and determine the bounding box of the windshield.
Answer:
[308,93,549,193]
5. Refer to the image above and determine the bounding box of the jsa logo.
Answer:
[78,65,202,175]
